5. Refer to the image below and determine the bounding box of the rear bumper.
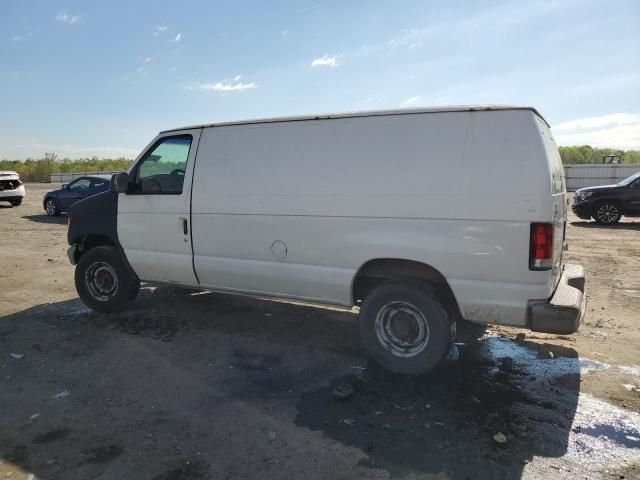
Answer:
[528,263,586,334]
[0,185,25,199]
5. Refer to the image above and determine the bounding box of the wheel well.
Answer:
[78,235,115,259]
[595,198,623,213]
[352,258,462,320]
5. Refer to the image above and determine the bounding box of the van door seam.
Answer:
[189,128,204,284]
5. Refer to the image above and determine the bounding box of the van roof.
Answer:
[160,105,549,133]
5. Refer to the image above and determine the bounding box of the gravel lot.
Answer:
[1,183,639,480]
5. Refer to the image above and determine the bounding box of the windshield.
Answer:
[618,171,640,186]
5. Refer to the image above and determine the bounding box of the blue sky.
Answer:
[1,0,639,159]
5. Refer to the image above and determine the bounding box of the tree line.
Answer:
[558,146,640,164]
[2,147,639,183]
[0,153,133,182]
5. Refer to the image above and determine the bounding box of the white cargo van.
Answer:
[67,106,585,374]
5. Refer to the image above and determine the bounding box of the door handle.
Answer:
[181,218,188,235]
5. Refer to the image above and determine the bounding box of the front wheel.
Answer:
[359,282,453,375]
[10,199,22,207]
[45,198,60,216]
[593,202,621,225]
[75,246,140,313]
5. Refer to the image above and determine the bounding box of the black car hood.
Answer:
[576,184,621,194]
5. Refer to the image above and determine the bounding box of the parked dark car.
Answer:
[572,171,640,225]
[43,175,113,216]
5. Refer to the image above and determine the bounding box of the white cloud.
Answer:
[310,54,337,67]
[552,113,640,150]
[298,4,321,13]
[233,74,243,81]
[143,57,152,63]
[282,30,288,36]
[55,11,81,24]
[553,113,639,132]
[401,95,421,107]
[195,81,257,93]
[172,33,182,42]
[153,25,168,36]
[11,35,23,42]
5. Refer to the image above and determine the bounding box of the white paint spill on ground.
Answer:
[619,365,640,377]
[482,335,640,474]
[484,335,640,380]
[566,393,640,467]
[64,306,93,317]
[482,335,610,378]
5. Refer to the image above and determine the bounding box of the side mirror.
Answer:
[61,184,67,189]
[111,172,130,193]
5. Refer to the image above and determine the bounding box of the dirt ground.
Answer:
[1,183,639,480]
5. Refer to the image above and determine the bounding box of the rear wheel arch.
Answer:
[351,258,462,321]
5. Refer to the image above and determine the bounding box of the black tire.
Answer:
[593,201,621,225]
[44,197,60,216]
[75,246,140,313]
[359,282,453,375]
[10,199,22,206]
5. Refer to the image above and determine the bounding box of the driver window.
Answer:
[135,135,192,194]
[68,178,91,191]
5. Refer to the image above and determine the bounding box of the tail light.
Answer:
[16,179,23,186]
[529,223,553,271]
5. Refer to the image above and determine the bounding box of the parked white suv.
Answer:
[66,106,586,374]
[0,171,26,207]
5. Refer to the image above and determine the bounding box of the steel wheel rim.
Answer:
[597,204,619,223]
[46,199,56,215]
[85,261,118,301]
[374,301,430,357]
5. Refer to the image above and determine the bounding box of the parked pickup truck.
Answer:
[66,106,586,374]
[572,171,640,225]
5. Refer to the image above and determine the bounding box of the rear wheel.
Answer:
[45,198,60,216]
[10,199,22,207]
[593,201,621,225]
[359,282,453,375]
[75,246,140,313]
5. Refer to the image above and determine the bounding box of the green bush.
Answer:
[0,153,133,182]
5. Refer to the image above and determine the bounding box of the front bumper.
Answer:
[571,203,592,219]
[529,263,586,334]
[67,244,79,265]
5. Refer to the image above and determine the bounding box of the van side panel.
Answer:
[534,116,567,292]
[191,110,553,326]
